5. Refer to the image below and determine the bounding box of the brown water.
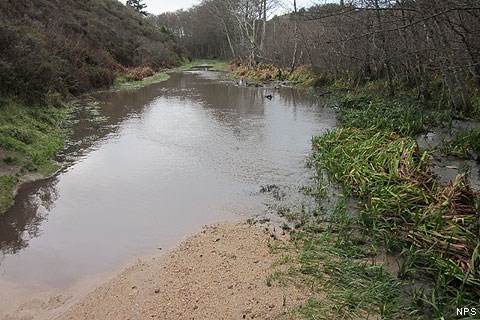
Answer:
[416,120,480,189]
[0,71,336,311]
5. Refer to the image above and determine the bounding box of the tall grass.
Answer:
[310,127,479,317]
[337,94,453,136]
[442,129,480,158]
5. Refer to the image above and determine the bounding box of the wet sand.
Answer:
[3,222,309,320]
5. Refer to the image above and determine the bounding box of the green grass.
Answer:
[442,129,480,158]
[0,100,67,163]
[113,71,170,90]
[269,211,417,319]
[309,127,479,318]
[336,94,454,136]
[297,241,412,319]
[0,97,69,213]
[0,175,18,213]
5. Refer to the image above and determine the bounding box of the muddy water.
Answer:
[0,71,336,313]
[416,120,480,189]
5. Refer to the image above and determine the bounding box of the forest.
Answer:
[153,0,480,115]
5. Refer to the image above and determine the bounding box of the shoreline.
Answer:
[2,221,308,320]
[0,60,228,216]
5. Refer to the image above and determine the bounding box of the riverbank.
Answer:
[0,96,69,213]
[2,222,308,319]
[3,216,421,320]
[0,60,229,215]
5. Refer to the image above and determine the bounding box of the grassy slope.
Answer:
[0,97,68,213]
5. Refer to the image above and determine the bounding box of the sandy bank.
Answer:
[16,222,307,319]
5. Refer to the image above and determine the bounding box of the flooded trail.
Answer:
[0,71,336,316]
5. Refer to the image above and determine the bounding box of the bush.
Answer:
[0,0,183,101]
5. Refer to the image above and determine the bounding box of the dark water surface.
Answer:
[0,71,336,301]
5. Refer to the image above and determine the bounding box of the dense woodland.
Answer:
[152,0,480,114]
[0,0,183,101]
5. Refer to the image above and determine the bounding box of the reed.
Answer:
[442,129,480,158]
[311,127,480,316]
[337,94,453,136]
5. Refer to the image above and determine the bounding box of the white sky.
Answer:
[134,0,320,15]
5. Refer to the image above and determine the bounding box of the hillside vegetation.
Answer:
[0,0,183,101]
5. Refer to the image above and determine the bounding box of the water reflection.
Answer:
[0,71,336,293]
[0,178,59,256]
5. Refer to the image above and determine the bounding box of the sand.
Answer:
[4,222,308,320]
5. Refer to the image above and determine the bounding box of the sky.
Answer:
[135,0,318,15]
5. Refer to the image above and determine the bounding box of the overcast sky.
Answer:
[136,0,319,15]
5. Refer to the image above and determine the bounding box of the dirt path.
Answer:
[22,222,307,320]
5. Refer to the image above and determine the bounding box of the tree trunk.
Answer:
[260,0,266,51]
[290,0,299,73]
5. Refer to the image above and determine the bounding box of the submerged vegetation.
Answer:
[267,125,479,319]
[0,175,18,214]
[303,128,480,318]
[443,129,480,159]
[270,214,417,319]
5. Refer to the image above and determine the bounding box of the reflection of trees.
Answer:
[0,177,59,257]
[1,78,172,259]
[61,81,170,162]
[168,72,329,143]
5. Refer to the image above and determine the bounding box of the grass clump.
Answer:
[114,71,170,90]
[310,127,480,318]
[0,175,18,212]
[0,97,68,213]
[270,212,416,319]
[337,94,432,136]
[296,234,413,319]
[442,129,480,158]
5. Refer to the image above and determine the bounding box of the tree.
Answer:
[126,0,148,16]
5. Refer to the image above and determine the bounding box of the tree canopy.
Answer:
[126,0,148,16]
